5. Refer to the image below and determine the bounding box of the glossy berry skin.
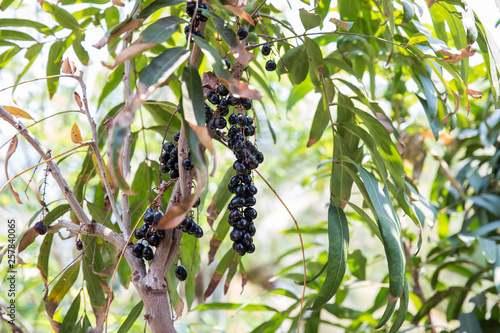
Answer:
[34,221,47,235]
[237,28,248,40]
[230,228,243,241]
[228,96,239,106]
[265,60,277,71]
[244,207,258,219]
[228,113,237,125]
[194,225,204,238]
[182,158,195,170]
[262,43,271,56]
[175,265,188,281]
[215,117,227,129]
[154,211,163,223]
[223,58,231,70]
[170,169,179,179]
[255,151,264,163]
[228,209,242,221]
[244,196,256,207]
[217,84,229,96]
[247,223,256,236]
[240,98,252,110]
[135,228,145,240]
[76,240,83,251]
[143,246,154,260]
[132,243,145,258]
[173,132,180,141]
[156,229,166,238]
[163,141,175,152]
[193,197,201,208]
[169,148,178,160]
[148,234,160,247]
[236,218,249,229]
[209,93,220,105]
[246,243,255,253]
[196,13,208,22]
[233,242,246,255]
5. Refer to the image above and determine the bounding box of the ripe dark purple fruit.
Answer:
[148,234,160,247]
[182,158,195,170]
[187,222,199,235]
[229,209,242,221]
[154,211,163,223]
[76,240,83,251]
[247,223,256,236]
[246,243,255,253]
[262,43,271,56]
[169,147,178,160]
[236,218,249,229]
[156,229,166,238]
[170,169,179,179]
[230,228,243,241]
[228,96,239,106]
[244,207,257,220]
[246,115,254,125]
[194,30,204,39]
[132,243,145,258]
[143,246,154,260]
[178,216,191,229]
[255,151,264,163]
[193,197,201,208]
[233,242,246,255]
[135,228,145,239]
[34,221,47,235]
[215,117,227,129]
[144,212,154,224]
[244,196,256,207]
[175,265,188,281]
[242,232,252,245]
[228,113,237,125]
[173,132,180,141]
[237,27,248,40]
[223,58,231,70]
[196,13,208,22]
[241,98,252,110]
[217,84,229,96]
[194,225,204,238]
[265,60,277,71]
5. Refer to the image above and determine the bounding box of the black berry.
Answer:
[175,265,188,281]
[265,60,276,71]
[143,246,154,260]
[182,158,195,170]
[34,221,47,235]
[132,243,145,258]
[237,28,248,40]
[76,240,83,251]
[262,43,271,56]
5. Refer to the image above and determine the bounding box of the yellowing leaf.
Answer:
[3,106,34,120]
[223,5,254,26]
[330,18,354,31]
[5,136,22,204]
[71,123,83,143]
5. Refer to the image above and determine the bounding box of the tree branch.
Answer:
[0,106,91,226]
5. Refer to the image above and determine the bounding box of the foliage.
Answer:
[0,0,499,332]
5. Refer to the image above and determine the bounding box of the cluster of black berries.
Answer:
[176,198,204,238]
[205,83,232,132]
[132,208,166,260]
[160,132,195,180]
[261,43,276,71]
[184,1,208,40]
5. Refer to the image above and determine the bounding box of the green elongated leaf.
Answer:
[208,210,231,264]
[194,302,277,312]
[304,37,324,86]
[131,161,156,206]
[82,238,106,308]
[382,0,394,36]
[294,262,326,286]
[248,65,275,104]
[459,311,483,333]
[203,10,238,49]
[78,314,91,333]
[181,65,205,126]
[204,249,238,299]
[194,36,231,81]
[109,125,131,192]
[417,73,438,119]
[339,122,388,183]
[324,57,360,79]
[59,293,81,333]
[307,94,329,147]
[429,4,447,44]
[139,47,189,90]
[470,193,500,217]
[348,249,366,280]
[331,102,405,189]
[43,204,71,226]
[375,298,398,329]
[286,78,314,111]
[355,165,405,298]
[14,43,42,88]
[46,261,80,317]
[412,286,468,324]
[87,202,109,224]
[166,268,181,316]
[138,0,185,19]
[430,258,484,289]
[0,45,20,69]
[310,202,349,310]
[401,0,414,25]
[330,133,358,209]
[142,16,186,44]
[0,18,53,35]
[495,245,500,294]
[0,29,37,41]
[417,96,439,140]
[299,8,321,31]
[117,301,143,333]
[478,237,496,263]
[98,63,124,107]
[0,0,15,10]
[72,31,89,66]
[389,278,409,333]
[42,2,81,31]
[277,44,309,85]
[208,166,236,225]
[346,201,381,240]
[46,39,66,99]
[448,270,486,320]
[37,233,54,286]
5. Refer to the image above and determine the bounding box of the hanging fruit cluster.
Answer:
[185,0,208,40]
[132,208,166,260]
[160,131,195,180]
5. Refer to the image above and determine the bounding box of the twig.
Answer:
[0,74,75,93]
[74,71,128,237]
[431,152,466,200]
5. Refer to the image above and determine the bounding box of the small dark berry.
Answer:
[228,96,239,106]
[76,240,83,251]
[265,60,276,71]
[241,98,252,110]
[247,223,256,236]
[156,229,166,238]
[193,197,201,208]
[143,246,154,260]
[198,3,208,10]
[242,232,252,245]
[196,13,208,22]
[34,221,47,235]
[223,58,231,69]
[236,218,249,229]
[233,242,246,255]
[161,164,170,174]
[246,243,255,253]
[182,158,195,170]
[194,225,204,238]
[228,125,239,137]
[175,265,188,281]
[135,228,146,239]
[188,222,199,235]
[215,117,227,129]
[229,175,241,186]
[244,207,257,219]
[262,43,271,56]
[173,132,180,141]
[241,174,252,185]
[154,211,163,223]
[208,118,217,129]
[170,147,178,160]
[245,125,255,137]
[236,114,247,126]
[144,212,155,224]
[255,151,264,163]
[244,196,256,207]
[217,84,229,96]
[228,209,242,221]
[178,216,191,229]
[228,113,237,125]
[170,169,179,179]
[132,243,145,258]
[246,115,254,125]
[237,28,248,40]
[230,228,243,241]
[194,30,204,39]
[148,234,160,247]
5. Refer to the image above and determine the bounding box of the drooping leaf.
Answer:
[59,293,81,333]
[204,249,238,299]
[46,261,80,318]
[277,44,309,85]
[207,166,236,228]
[46,39,66,99]
[42,2,81,31]
[181,65,205,126]
[138,0,185,19]
[117,301,143,333]
[307,94,329,147]
[310,202,349,310]
[193,36,231,81]
[4,136,21,203]
[138,47,189,92]
[71,123,83,144]
[299,8,321,30]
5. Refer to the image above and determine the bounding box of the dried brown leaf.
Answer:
[17,227,38,255]
[307,138,318,147]
[428,0,436,7]
[61,57,74,74]
[223,5,254,26]
[439,46,476,63]
[111,0,125,6]
[174,297,184,321]
[223,261,238,295]
[224,0,247,9]
[5,136,22,204]
[375,112,393,134]
[74,91,83,108]
[466,88,483,99]
[71,123,83,144]
[204,272,223,300]
[330,18,353,31]
[104,42,159,70]
[202,72,219,91]
[231,41,256,66]
[93,19,144,50]
[240,270,247,294]
[3,106,34,120]
[229,78,263,100]
[208,238,221,265]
